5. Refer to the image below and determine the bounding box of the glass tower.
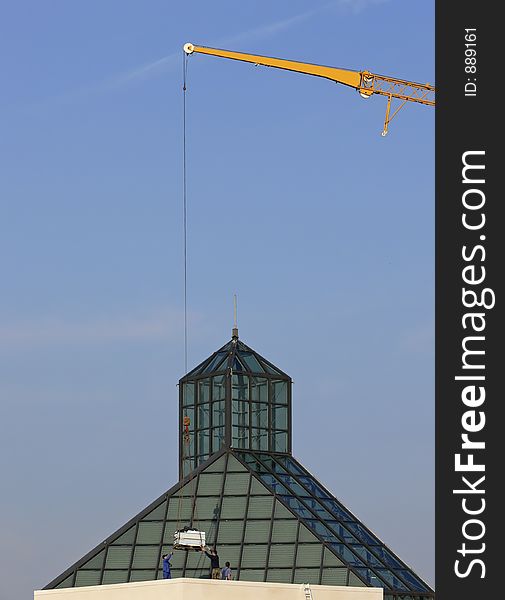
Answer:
[45,333,434,600]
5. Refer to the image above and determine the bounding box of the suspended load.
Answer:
[173,526,206,550]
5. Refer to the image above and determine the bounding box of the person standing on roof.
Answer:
[221,561,232,580]
[201,545,220,579]
[162,552,173,579]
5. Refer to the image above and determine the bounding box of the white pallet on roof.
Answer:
[173,528,206,550]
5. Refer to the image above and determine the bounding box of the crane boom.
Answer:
[183,43,435,135]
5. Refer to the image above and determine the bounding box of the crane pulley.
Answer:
[183,43,435,135]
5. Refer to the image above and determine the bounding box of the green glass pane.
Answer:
[294,568,321,584]
[322,567,348,585]
[232,375,249,400]
[251,429,268,451]
[232,426,248,449]
[130,570,156,582]
[136,522,163,545]
[81,549,105,570]
[55,575,74,588]
[251,403,268,428]
[323,548,345,567]
[102,570,128,584]
[75,571,101,587]
[183,383,195,406]
[186,551,208,569]
[203,352,227,374]
[272,380,288,404]
[105,546,132,569]
[271,431,288,452]
[241,545,269,568]
[195,497,221,520]
[298,525,319,544]
[132,546,160,569]
[185,568,208,579]
[198,379,211,404]
[244,520,271,543]
[224,472,250,495]
[248,496,273,518]
[198,403,210,428]
[216,545,241,569]
[181,458,193,479]
[250,477,269,496]
[271,520,298,543]
[112,526,136,545]
[143,500,167,521]
[212,375,227,401]
[168,497,192,521]
[272,405,288,429]
[348,571,367,587]
[217,520,244,544]
[197,429,210,454]
[251,377,269,403]
[204,454,227,472]
[239,569,265,582]
[232,401,249,427]
[226,455,248,472]
[212,401,225,427]
[239,352,264,373]
[266,569,291,583]
[296,545,323,567]
[274,501,293,519]
[269,545,295,568]
[221,496,247,519]
[212,427,225,451]
[198,473,223,495]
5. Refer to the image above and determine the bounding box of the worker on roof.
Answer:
[162,552,173,579]
[221,561,232,581]
[201,545,220,579]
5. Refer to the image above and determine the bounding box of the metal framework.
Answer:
[44,336,434,599]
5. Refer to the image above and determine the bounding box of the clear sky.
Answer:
[0,1,434,598]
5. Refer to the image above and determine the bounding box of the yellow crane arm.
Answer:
[183,43,435,135]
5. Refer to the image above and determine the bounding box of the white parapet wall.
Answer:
[35,578,383,600]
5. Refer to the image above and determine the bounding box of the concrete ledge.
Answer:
[35,578,382,600]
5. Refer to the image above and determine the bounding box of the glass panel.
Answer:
[321,499,354,522]
[81,549,105,569]
[231,356,246,371]
[226,455,248,472]
[105,546,132,569]
[232,426,248,449]
[350,545,386,568]
[195,497,221,520]
[232,401,249,427]
[239,569,265,582]
[360,568,407,590]
[212,376,226,401]
[204,454,227,472]
[183,382,195,406]
[296,545,323,567]
[232,374,249,400]
[266,569,291,583]
[198,403,210,428]
[247,496,274,519]
[197,429,210,455]
[136,522,163,544]
[241,545,269,568]
[328,544,366,567]
[294,568,320,584]
[198,379,211,403]
[298,525,319,543]
[251,428,268,451]
[143,501,167,520]
[251,377,269,402]
[211,427,225,450]
[321,568,347,585]
[130,570,156,582]
[102,571,128,584]
[369,546,404,570]
[260,474,290,495]
[203,352,227,374]
[345,521,380,543]
[279,496,312,519]
[261,360,283,375]
[271,431,288,452]
[272,405,288,429]
[239,352,264,373]
[278,474,308,497]
[349,571,367,587]
[271,520,297,543]
[224,472,250,495]
[198,473,223,495]
[212,401,225,428]
[221,496,247,519]
[244,520,271,543]
[326,521,359,544]
[272,380,288,404]
[323,547,345,567]
[251,403,268,428]
[183,407,195,432]
[395,570,430,592]
[132,546,159,569]
[217,520,244,544]
[75,571,101,586]
[55,575,74,588]
[268,544,295,567]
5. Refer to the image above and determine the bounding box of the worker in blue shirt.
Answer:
[162,552,173,579]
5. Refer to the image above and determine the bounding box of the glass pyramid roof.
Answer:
[182,339,289,380]
[45,449,434,599]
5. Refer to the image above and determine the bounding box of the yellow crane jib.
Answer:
[183,43,435,136]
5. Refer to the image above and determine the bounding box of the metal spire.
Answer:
[232,294,238,339]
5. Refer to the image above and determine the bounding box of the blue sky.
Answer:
[0,1,434,597]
